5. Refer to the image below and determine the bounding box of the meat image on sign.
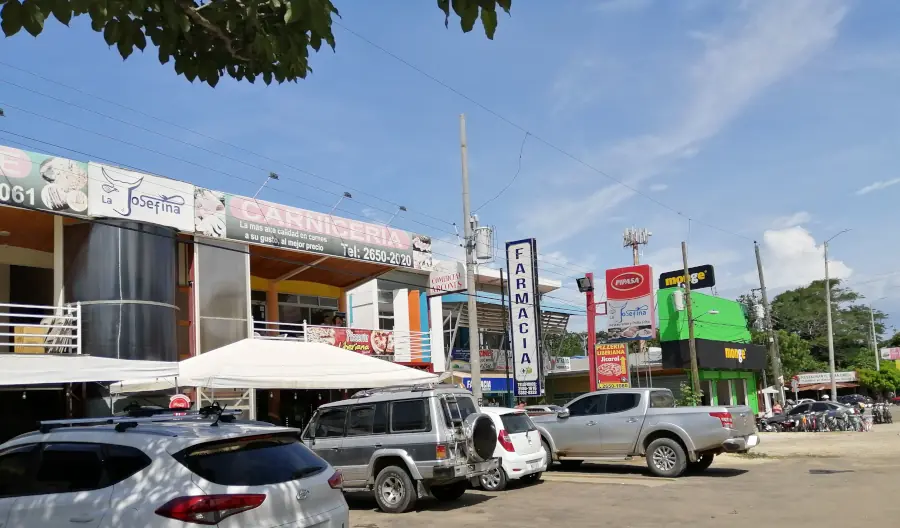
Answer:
[605,264,655,342]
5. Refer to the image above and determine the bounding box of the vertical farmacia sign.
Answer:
[506,238,543,397]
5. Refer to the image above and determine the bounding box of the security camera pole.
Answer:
[459,114,482,404]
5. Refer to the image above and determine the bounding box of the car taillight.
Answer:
[710,411,734,428]
[328,470,344,489]
[155,494,265,525]
[436,444,448,459]
[498,430,515,452]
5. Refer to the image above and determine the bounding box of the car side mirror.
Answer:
[557,409,570,419]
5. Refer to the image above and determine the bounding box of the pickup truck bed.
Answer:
[531,388,758,478]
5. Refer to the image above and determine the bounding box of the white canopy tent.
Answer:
[0,355,179,386]
[111,339,438,393]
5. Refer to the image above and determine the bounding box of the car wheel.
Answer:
[646,438,687,478]
[559,460,583,470]
[687,453,715,473]
[374,466,417,514]
[479,467,508,492]
[541,439,554,464]
[431,480,468,501]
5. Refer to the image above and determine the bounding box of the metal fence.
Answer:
[0,302,81,354]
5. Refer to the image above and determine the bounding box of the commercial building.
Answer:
[0,144,446,438]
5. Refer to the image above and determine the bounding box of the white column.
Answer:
[53,215,64,310]
[429,296,446,372]
[393,289,410,362]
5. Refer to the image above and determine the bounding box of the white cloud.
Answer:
[649,183,668,192]
[530,0,848,243]
[855,177,900,195]
[743,226,852,290]
[771,211,812,229]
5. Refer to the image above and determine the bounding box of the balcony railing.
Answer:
[0,302,81,354]
[251,320,431,363]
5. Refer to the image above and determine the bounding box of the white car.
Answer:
[0,410,349,527]
[477,407,547,492]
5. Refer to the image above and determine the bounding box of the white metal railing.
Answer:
[0,302,81,354]
[251,320,432,363]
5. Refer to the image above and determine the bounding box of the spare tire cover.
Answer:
[464,413,497,462]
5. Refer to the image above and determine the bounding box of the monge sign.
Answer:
[506,239,542,397]
[605,264,655,341]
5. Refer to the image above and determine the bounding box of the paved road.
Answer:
[348,424,900,527]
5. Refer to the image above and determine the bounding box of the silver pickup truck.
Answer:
[531,388,759,478]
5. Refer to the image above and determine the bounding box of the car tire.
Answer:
[541,439,554,465]
[559,460,583,470]
[431,480,468,501]
[479,467,508,492]
[646,438,687,478]
[374,465,417,514]
[687,453,715,473]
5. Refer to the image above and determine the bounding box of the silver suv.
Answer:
[301,384,498,513]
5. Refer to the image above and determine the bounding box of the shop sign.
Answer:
[880,347,900,360]
[658,264,716,290]
[605,264,655,341]
[428,261,466,295]
[463,376,511,393]
[796,371,857,385]
[552,356,572,372]
[307,327,395,357]
[506,238,543,397]
[0,146,89,215]
[661,339,766,371]
[450,349,497,370]
[88,163,194,231]
[194,189,434,270]
[595,343,629,389]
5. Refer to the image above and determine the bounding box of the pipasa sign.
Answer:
[506,238,543,397]
[605,264,655,341]
[658,264,716,290]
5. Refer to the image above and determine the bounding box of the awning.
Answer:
[0,355,178,386]
[113,339,438,393]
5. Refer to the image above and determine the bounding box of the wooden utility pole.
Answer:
[682,241,701,400]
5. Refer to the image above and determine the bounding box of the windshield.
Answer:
[501,412,536,434]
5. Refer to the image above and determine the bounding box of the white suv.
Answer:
[0,410,349,527]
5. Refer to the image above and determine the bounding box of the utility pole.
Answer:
[823,241,837,401]
[624,228,651,387]
[585,272,597,391]
[500,267,512,406]
[682,241,701,400]
[459,114,482,404]
[870,304,880,372]
[754,242,784,405]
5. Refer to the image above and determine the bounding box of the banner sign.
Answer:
[605,264,655,341]
[595,343,629,389]
[880,347,900,360]
[0,146,89,215]
[506,238,543,397]
[796,371,857,385]
[194,189,434,270]
[88,163,194,231]
[429,261,466,295]
[463,376,512,393]
[307,327,395,357]
[658,264,716,290]
[661,339,767,371]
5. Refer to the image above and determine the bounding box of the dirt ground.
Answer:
[348,423,900,528]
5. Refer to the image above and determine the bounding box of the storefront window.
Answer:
[735,378,748,406]
[196,240,249,354]
[716,380,732,406]
[277,294,339,326]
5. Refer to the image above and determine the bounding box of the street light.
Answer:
[870,297,886,371]
[823,229,851,401]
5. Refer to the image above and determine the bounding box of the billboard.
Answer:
[0,146,89,215]
[506,239,543,397]
[306,327,395,358]
[657,289,751,343]
[880,347,900,360]
[194,189,434,270]
[605,264,655,341]
[88,163,195,231]
[658,264,716,290]
[595,343,629,389]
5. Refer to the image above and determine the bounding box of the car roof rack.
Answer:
[39,404,241,434]
[351,382,460,399]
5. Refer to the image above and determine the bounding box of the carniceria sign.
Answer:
[505,238,543,397]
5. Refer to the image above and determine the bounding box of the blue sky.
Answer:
[2,0,899,335]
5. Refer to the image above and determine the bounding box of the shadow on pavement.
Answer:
[344,490,495,513]
[549,462,748,478]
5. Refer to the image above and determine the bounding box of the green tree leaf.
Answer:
[51,0,72,25]
[21,0,45,36]
[479,4,497,39]
[103,18,120,45]
[1,0,25,37]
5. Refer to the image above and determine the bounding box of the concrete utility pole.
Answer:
[754,242,784,405]
[624,228,651,387]
[459,114,482,404]
[823,229,849,402]
[585,272,597,391]
[869,299,885,371]
[681,241,701,400]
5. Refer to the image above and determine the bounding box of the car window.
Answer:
[649,391,675,408]
[34,443,106,494]
[346,403,389,436]
[391,399,431,432]
[104,445,152,484]
[567,394,606,416]
[789,403,811,415]
[444,395,478,424]
[500,413,535,434]
[176,433,327,486]
[811,402,829,412]
[315,407,347,438]
[0,444,37,498]
[606,393,641,413]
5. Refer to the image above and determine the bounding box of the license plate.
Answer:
[747,435,759,447]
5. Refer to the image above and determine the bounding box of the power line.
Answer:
[335,22,755,243]
[474,131,529,213]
